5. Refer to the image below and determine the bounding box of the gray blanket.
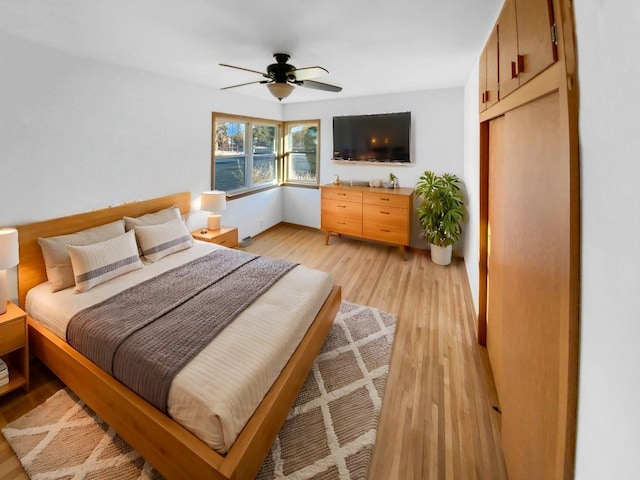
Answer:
[66,248,297,412]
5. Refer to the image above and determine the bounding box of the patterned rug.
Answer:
[2,301,396,479]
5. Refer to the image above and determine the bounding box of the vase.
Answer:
[430,244,452,266]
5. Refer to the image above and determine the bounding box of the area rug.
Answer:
[2,301,396,480]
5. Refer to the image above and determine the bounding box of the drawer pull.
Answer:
[337,193,346,196]
[338,222,346,225]
[337,205,346,208]
[381,229,390,232]
[380,211,390,215]
[380,198,390,201]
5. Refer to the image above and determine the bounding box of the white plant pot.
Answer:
[430,244,452,266]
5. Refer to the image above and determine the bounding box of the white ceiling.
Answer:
[0,0,502,103]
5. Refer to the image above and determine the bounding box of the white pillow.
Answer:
[134,218,194,263]
[38,220,126,292]
[123,205,182,231]
[66,230,143,293]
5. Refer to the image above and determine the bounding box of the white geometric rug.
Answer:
[2,301,396,480]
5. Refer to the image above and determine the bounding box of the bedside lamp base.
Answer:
[207,213,221,231]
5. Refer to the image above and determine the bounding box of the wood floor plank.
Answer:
[0,224,507,480]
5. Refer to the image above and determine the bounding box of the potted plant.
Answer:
[415,170,465,265]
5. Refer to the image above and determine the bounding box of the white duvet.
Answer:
[25,241,333,454]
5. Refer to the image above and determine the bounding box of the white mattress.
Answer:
[26,241,333,454]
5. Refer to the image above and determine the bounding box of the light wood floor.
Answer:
[0,224,507,479]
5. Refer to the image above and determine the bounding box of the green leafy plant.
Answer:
[389,172,397,182]
[415,170,465,247]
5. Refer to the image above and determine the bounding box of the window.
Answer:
[212,114,281,194]
[284,121,320,186]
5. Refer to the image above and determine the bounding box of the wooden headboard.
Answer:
[16,192,192,308]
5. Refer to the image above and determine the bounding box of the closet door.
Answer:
[487,91,570,480]
[487,116,506,395]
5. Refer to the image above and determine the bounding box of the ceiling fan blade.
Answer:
[291,66,329,81]
[221,80,269,90]
[296,79,342,93]
[219,63,269,77]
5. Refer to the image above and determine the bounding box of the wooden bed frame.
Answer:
[16,192,342,480]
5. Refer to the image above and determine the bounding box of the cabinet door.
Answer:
[498,0,520,99]
[515,0,557,84]
[485,26,499,109]
[479,47,487,111]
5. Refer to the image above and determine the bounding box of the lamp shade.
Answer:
[201,191,226,213]
[267,82,294,101]
[0,228,18,269]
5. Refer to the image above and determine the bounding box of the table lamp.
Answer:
[200,191,226,233]
[0,228,18,314]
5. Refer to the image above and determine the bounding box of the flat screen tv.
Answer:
[332,112,411,163]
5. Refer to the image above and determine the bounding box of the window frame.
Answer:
[211,112,283,197]
[282,119,321,188]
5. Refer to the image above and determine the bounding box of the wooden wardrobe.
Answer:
[477,0,580,479]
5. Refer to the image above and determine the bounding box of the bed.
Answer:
[16,192,342,480]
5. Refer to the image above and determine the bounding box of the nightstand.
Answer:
[0,302,29,396]
[191,226,239,249]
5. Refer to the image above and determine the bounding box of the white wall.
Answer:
[0,32,283,231]
[573,1,640,478]
[283,89,465,250]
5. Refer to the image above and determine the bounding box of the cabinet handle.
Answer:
[380,198,390,201]
[481,92,485,103]
[338,221,346,225]
[380,211,390,215]
[381,229,390,233]
[337,205,346,208]
[337,193,346,196]
[511,55,525,79]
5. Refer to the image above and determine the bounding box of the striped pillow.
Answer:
[66,230,143,293]
[134,218,194,263]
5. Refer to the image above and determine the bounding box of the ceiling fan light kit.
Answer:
[220,53,341,101]
[267,82,294,100]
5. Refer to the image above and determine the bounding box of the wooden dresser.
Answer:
[321,184,413,258]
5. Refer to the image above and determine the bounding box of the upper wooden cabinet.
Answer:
[479,26,499,111]
[515,0,558,85]
[479,0,557,108]
[497,0,520,98]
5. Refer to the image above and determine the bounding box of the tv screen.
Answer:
[332,112,411,163]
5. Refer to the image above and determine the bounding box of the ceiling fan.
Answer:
[219,53,342,101]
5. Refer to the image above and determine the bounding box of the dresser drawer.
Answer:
[362,204,409,228]
[322,188,363,203]
[322,216,363,237]
[322,199,362,220]
[0,317,25,353]
[363,222,409,245]
[363,191,409,208]
[212,228,238,248]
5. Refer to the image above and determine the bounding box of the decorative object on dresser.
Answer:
[0,227,19,314]
[200,190,227,232]
[415,170,465,266]
[0,302,29,396]
[191,226,239,249]
[321,184,413,259]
